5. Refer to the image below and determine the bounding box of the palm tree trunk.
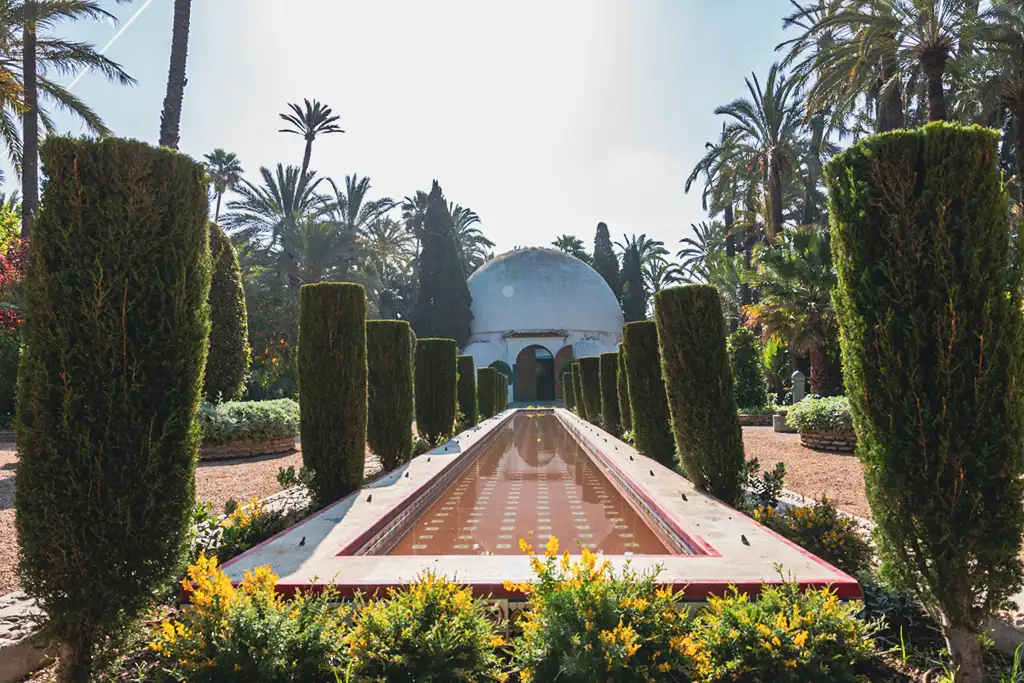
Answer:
[214,192,222,223]
[922,53,948,123]
[802,114,824,225]
[724,203,735,258]
[300,138,313,179]
[1014,108,1024,197]
[768,158,783,242]
[808,341,828,395]
[21,3,38,239]
[159,0,192,149]
[879,57,905,132]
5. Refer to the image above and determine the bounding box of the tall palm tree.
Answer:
[642,256,684,295]
[279,99,344,178]
[361,216,415,284]
[551,234,591,263]
[678,221,726,282]
[448,202,493,274]
[203,149,243,222]
[159,0,191,149]
[401,190,430,260]
[615,233,669,266]
[325,174,395,235]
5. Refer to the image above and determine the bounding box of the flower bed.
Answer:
[197,399,299,460]
[785,396,856,453]
[799,431,857,452]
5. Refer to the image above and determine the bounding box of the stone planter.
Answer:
[799,431,857,453]
[738,414,773,427]
[773,411,796,433]
[199,435,297,460]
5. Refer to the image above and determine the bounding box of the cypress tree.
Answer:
[415,338,458,444]
[617,345,632,432]
[299,283,367,505]
[727,328,768,410]
[592,221,621,299]
[457,354,478,427]
[599,352,622,435]
[477,367,498,418]
[205,222,250,402]
[654,285,745,506]
[489,360,512,387]
[15,137,210,680]
[825,122,1024,679]
[562,372,575,411]
[411,181,473,347]
[571,362,585,418]
[578,357,602,424]
[621,244,647,323]
[622,321,675,466]
[366,320,413,471]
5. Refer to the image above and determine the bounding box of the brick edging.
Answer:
[738,414,773,426]
[199,436,297,460]
[799,431,857,453]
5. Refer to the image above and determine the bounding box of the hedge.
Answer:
[204,222,250,402]
[367,321,414,471]
[578,357,602,424]
[617,345,631,433]
[489,359,512,387]
[654,286,745,505]
[477,367,498,419]
[457,354,479,428]
[571,362,584,418]
[825,122,1024,674]
[498,373,508,411]
[785,396,852,434]
[599,352,621,435]
[298,283,367,505]
[198,399,299,445]
[621,322,675,467]
[727,328,768,411]
[562,371,575,411]
[415,338,458,444]
[14,136,211,681]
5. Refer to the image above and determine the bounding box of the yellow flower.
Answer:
[793,630,808,648]
[545,535,559,558]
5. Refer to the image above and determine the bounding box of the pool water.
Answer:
[387,413,674,555]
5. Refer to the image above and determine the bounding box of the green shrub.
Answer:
[654,285,745,506]
[578,356,601,424]
[562,371,575,410]
[727,328,768,411]
[683,582,877,683]
[617,345,632,432]
[0,328,18,418]
[15,136,211,679]
[785,396,852,434]
[599,352,621,435]
[197,399,299,445]
[825,122,1024,675]
[215,496,289,562]
[205,222,250,402]
[489,359,512,386]
[571,362,584,418]
[739,402,780,416]
[457,354,478,428]
[347,572,503,682]
[415,338,458,444]
[477,367,498,419]
[621,322,675,467]
[508,537,690,682]
[366,321,414,471]
[298,283,367,505]
[500,373,509,410]
[753,499,873,576]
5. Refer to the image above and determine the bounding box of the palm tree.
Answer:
[642,256,684,295]
[551,234,591,263]
[279,99,344,178]
[448,202,493,274]
[401,190,430,260]
[678,221,726,282]
[362,216,415,284]
[615,233,668,266]
[203,149,243,222]
[159,0,191,149]
[325,174,395,235]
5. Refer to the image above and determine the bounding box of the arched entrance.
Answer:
[514,345,555,403]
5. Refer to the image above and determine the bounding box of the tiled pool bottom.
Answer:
[386,413,677,555]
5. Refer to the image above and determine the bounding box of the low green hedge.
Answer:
[738,401,780,416]
[198,399,300,446]
[785,396,853,434]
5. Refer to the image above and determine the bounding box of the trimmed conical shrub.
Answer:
[457,354,478,428]
[562,372,575,411]
[578,357,602,424]
[205,222,250,402]
[415,338,458,444]
[477,367,497,418]
[621,322,675,466]
[617,346,632,432]
[600,352,621,436]
[825,122,1024,678]
[15,137,211,681]
[654,285,745,505]
[299,283,367,505]
[571,362,584,418]
[366,320,413,471]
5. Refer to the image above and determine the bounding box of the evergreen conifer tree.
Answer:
[621,244,647,322]
[592,222,621,299]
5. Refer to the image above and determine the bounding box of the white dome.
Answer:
[467,248,624,336]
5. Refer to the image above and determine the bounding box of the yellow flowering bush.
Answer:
[753,498,873,575]
[347,571,505,682]
[682,582,878,682]
[217,496,287,561]
[507,536,690,682]
[149,554,348,682]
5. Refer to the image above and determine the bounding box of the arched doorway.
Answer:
[553,345,574,400]
[514,345,555,403]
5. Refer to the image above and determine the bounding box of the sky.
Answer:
[22,0,795,257]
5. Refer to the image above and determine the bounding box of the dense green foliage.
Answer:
[621,322,675,466]
[477,367,498,419]
[726,328,767,410]
[205,222,250,402]
[617,345,631,433]
[620,243,647,323]
[654,286,745,506]
[562,371,575,410]
[457,354,478,428]
[298,283,367,505]
[411,181,473,347]
[498,373,508,411]
[415,338,458,444]
[198,399,299,445]
[0,329,18,420]
[592,222,621,299]
[578,356,602,425]
[489,359,512,386]
[571,362,584,418]
[785,396,852,434]
[826,123,1024,668]
[15,137,211,676]
[599,352,621,435]
[754,499,873,576]
[366,321,413,470]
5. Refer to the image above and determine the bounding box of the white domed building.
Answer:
[463,247,624,403]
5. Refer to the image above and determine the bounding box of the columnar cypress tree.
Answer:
[411,181,473,347]
[571,362,585,418]
[654,286,745,506]
[562,372,576,410]
[592,221,621,299]
[205,222,250,402]
[617,345,632,432]
[415,338,458,445]
[477,367,498,418]
[366,320,413,471]
[622,322,675,466]
[299,283,367,505]
[457,354,478,427]
[727,328,768,410]
[621,245,647,323]
[578,357,602,424]
[825,122,1024,681]
[599,352,621,435]
[15,137,210,681]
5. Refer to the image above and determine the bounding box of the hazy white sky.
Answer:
[23,0,793,256]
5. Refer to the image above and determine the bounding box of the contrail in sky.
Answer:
[68,0,157,90]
